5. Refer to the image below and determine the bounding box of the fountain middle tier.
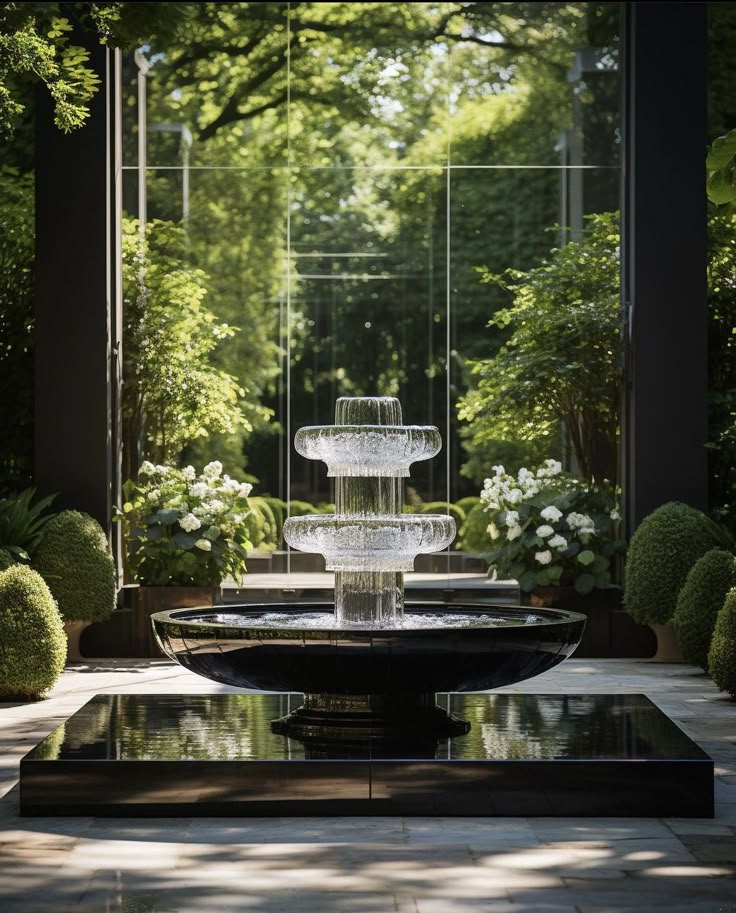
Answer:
[282,513,456,572]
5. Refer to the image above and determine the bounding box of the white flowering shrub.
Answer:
[118,461,253,586]
[480,460,625,595]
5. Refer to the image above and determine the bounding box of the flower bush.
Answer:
[118,461,253,586]
[480,460,625,595]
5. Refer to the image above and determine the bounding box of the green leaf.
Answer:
[535,569,550,586]
[547,564,563,582]
[157,508,180,524]
[574,573,596,595]
[577,549,595,566]
[706,130,736,170]
[173,532,197,550]
[518,570,537,592]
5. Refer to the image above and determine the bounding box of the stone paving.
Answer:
[0,659,734,912]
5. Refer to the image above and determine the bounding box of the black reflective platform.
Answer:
[20,693,713,817]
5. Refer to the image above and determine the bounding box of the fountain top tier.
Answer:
[283,396,455,625]
[295,397,441,478]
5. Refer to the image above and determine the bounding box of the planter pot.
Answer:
[649,622,683,662]
[131,587,221,658]
[63,620,92,663]
[520,585,656,659]
[79,586,221,659]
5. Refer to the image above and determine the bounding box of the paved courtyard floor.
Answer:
[0,658,734,912]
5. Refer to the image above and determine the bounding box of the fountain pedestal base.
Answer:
[20,692,713,817]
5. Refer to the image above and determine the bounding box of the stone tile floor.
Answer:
[0,658,734,912]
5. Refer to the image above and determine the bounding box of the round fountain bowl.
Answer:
[151,603,586,696]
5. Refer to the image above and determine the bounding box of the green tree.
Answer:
[457,211,621,486]
[121,218,248,477]
[0,170,34,493]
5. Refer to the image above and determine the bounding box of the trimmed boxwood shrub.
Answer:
[624,502,727,626]
[709,588,736,698]
[418,501,465,529]
[458,503,491,554]
[262,497,286,545]
[455,496,481,518]
[32,510,116,623]
[673,549,736,670]
[0,565,66,699]
[248,497,278,552]
[288,500,319,517]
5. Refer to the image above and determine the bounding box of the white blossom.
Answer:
[146,489,160,503]
[183,466,196,481]
[492,464,505,476]
[540,505,563,522]
[610,509,621,521]
[536,524,554,538]
[506,488,523,505]
[195,538,212,552]
[504,510,520,527]
[205,499,225,513]
[507,525,522,541]
[189,482,210,499]
[239,482,253,498]
[535,550,553,565]
[179,513,202,533]
[487,522,500,541]
[548,534,568,550]
[203,460,223,479]
[139,461,155,475]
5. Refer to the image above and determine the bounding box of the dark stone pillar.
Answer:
[34,42,119,530]
[621,2,708,533]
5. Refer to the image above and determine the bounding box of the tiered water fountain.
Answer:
[151,397,586,746]
[22,397,714,818]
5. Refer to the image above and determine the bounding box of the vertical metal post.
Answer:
[621,2,708,533]
[35,42,120,530]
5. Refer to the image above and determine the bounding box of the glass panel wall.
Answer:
[120,2,621,569]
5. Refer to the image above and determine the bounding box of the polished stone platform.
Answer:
[20,692,713,817]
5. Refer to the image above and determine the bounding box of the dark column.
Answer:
[34,42,119,530]
[622,2,708,533]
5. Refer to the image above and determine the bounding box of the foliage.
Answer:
[0,547,15,570]
[287,500,320,518]
[0,564,66,699]
[0,170,34,492]
[709,587,736,698]
[246,497,278,553]
[481,460,624,595]
[118,460,253,586]
[707,130,736,206]
[673,549,736,672]
[707,210,736,530]
[121,218,250,476]
[0,487,57,562]
[455,497,481,518]
[458,212,622,486]
[418,501,465,542]
[32,510,116,623]
[458,503,492,555]
[262,497,287,547]
[0,3,100,135]
[624,502,729,626]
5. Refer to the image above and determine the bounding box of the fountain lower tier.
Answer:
[151,603,585,743]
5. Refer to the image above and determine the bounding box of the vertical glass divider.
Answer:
[286,1,293,575]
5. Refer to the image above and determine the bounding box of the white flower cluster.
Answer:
[481,459,563,512]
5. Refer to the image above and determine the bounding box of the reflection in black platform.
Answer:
[20,693,713,817]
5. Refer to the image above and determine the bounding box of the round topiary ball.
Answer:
[673,549,736,671]
[0,548,16,571]
[0,564,66,699]
[33,510,116,623]
[459,503,491,554]
[709,587,736,698]
[624,502,726,626]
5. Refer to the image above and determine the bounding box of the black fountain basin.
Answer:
[152,603,585,746]
[151,603,585,696]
